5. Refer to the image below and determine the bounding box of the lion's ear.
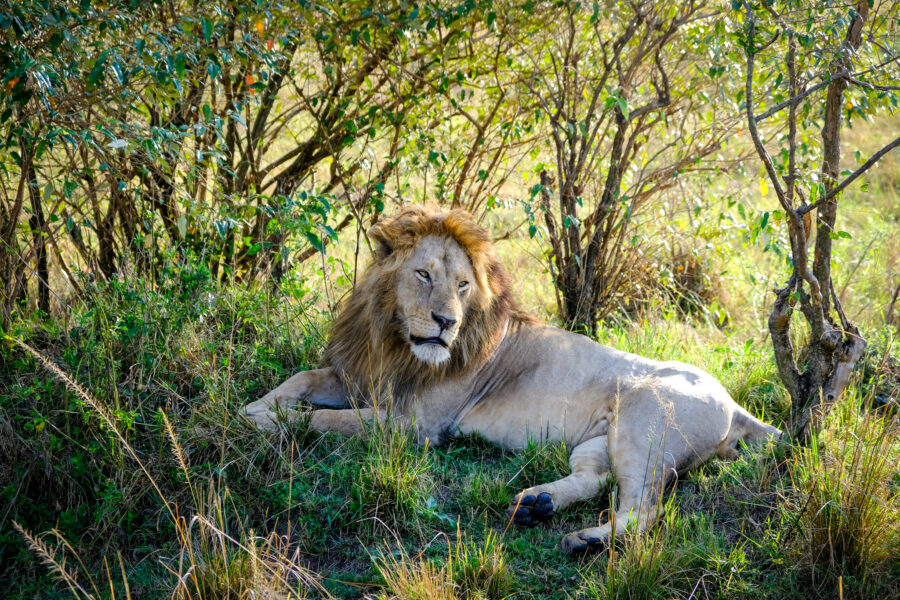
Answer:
[373,235,393,260]
[369,206,431,260]
[369,223,394,260]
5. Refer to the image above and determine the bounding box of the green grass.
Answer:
[353,418,434,536]
[787,397,900,595]
[4,124,900,600]
[3,275,897,599]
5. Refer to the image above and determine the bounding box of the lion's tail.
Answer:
[737,408,782,441]
[717,408,782,458]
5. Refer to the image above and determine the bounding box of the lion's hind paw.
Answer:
[560,530,608,553]
[506,491,556,527]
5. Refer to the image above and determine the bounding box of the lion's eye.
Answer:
[416,270,430,281]
[458,281,469,290]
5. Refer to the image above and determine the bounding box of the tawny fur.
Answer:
[242,206,781,553]
[323,205,531,405]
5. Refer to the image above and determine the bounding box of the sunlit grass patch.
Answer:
[371,528,512,600]
[460,472,512,518]
[583,502,749,600]
[509,440,570,491]
[452,529,513,600]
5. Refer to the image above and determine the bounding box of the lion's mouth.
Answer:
[409,335,448,348]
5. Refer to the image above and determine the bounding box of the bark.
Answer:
[26,163,49,314]
[744,0,874,442]
[1,150,31,326]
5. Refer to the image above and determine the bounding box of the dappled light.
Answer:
[2,2,899,599]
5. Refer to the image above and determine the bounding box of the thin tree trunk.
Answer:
[26,162,49,314]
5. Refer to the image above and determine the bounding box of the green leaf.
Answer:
[174,53,186,79]
[88,50,109,86]
[306,232,324,252]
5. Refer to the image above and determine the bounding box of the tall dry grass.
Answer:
[789,398,899,589]
[9,337,330,599]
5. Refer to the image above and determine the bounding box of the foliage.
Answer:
[736,0,900,439]
[515,0,741,331]
[0,0,515,325]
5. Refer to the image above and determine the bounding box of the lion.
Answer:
[241,205,780,552]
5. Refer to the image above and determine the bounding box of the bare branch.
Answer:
[826,134,900,199]
[742,2,787,206]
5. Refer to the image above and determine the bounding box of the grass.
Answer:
[372,528,512,600]
[353,418,434,536]
[583,505,750,600]
[4,280,897,599]
[6,333,331,600]
[787,398,899,594]
[3,114,900,597]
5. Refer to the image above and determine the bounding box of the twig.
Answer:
[846,75,900,91]
[754,80,829,123]
[825,134,900,200]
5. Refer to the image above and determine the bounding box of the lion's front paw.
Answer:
[506,491,556,527]
[560,529,607,553]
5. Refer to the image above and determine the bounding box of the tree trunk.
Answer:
[746,1,871,442]
[26,162,50,314]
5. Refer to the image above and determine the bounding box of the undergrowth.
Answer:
[1,271,898,599]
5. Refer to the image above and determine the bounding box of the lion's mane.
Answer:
[323,206,528,403]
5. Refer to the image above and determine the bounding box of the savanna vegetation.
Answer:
[1,1,899,598]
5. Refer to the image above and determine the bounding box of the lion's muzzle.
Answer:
[409,334,449,348]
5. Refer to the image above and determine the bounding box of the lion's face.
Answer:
[394,234,476,365]
[325,206,511,388]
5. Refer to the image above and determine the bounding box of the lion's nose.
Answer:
[432,312,457,331]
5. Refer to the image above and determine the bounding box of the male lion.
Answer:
[242,205,780,552]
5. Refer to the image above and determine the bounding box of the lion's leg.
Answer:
[241,367,348,430]
[560,427,674,552]
[559,471,669,552]
[309,407,394,437]
[507,436,610,527]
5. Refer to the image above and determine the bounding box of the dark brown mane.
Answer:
[323,206,530,404]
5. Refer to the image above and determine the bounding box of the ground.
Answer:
[2,281,898,598]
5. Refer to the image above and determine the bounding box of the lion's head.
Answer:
[324,206,523,400]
